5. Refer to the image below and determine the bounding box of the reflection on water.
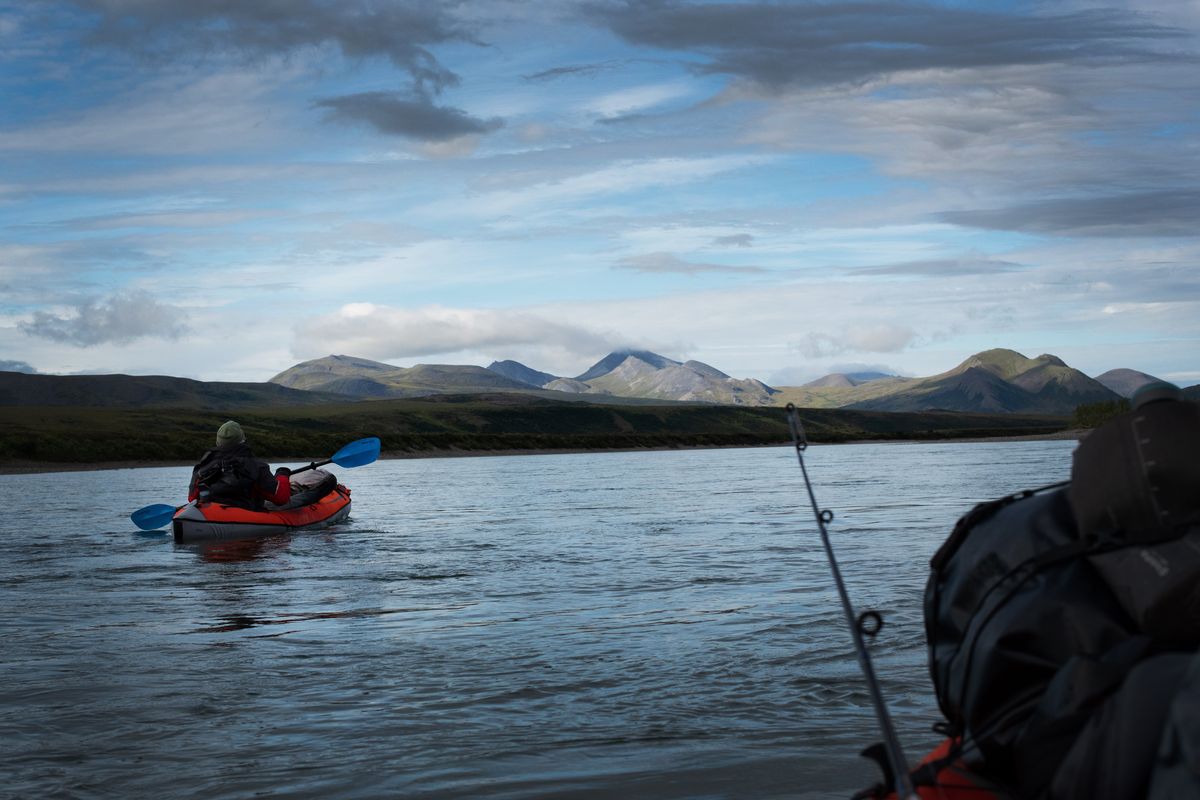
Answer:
[191,605,474,634]
[1,441,1075,799]
[185,535,292,563]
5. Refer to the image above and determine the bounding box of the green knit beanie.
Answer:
[215,420,245,447]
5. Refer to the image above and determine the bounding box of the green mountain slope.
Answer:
[271,355,537,397]
[784,349,1121,414]
[0,370,347,409]
[486,360,556,387]
[846,366,1039,413]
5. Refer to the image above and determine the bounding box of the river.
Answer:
[1,440,1076,799]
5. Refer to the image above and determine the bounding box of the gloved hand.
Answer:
[274,467,291,477]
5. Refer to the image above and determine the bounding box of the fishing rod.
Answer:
[786,404,918,800]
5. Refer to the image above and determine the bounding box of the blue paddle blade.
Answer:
[330,436,381,469]
[131,503,178,531]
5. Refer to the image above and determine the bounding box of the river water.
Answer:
[1,440,1076,799]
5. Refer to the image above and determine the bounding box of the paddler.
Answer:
[188,420,291,509]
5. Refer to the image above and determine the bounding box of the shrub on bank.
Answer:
[1072,399,1130,429]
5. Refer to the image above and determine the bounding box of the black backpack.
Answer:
[194,445,261,508]
[924,389,1200,798]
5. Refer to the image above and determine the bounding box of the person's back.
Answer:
[188,420,289,509]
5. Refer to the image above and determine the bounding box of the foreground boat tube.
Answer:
[172,484,352,543]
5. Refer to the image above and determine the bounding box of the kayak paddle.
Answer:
[288,436,382,475]
[130,503,181,531]
[128,436,382,530]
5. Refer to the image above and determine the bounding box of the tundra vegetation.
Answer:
[0,395,1068,467]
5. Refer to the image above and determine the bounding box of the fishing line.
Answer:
[786,403,918,800]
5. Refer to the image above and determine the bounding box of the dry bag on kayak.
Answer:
[269,469,338,510]
[922,387,1200,799]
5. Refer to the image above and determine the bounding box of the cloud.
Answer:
[587,2,1199,251]
[593,2,1186,92]
[437,154,769,218]
[853,256,1025,276]
[523,61,627,82]
[315,91,504,142]
[584,82,693,119]
[294,303,619,361]
[712,234,753,248]
[0,68,295,155]
[39,208,277,231]
[0,360,37,373]
[70,0,472,95]
[18,291,189,347]
[942,190,1200,238]
[794,324,917,358]
[615,251,766,275]
[764,365,816,386]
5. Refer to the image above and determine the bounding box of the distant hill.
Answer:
[847,371,894,383]
[774,349,1122,415]
[544,377,595,393]
[1093,368,1164,398]
[844,350,1120,414]
[845,366,1032,413]
[270,355,535,398]
[486,360,557,388]
[573,351,778,405]
[482,351,779,405]
[803,371,895,388]
[0,370,346,409]
[575,350,679,382]
[1183,384,1200,402]
[803,373,856,389]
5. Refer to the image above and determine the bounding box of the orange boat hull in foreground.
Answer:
[880,739,1008,800]
[172,485,352,543]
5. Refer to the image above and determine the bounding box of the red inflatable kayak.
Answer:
[172,481,351,543]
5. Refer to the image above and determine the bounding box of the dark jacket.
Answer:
[188,441,289,509]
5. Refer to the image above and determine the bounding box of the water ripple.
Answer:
[0,440,1074,799]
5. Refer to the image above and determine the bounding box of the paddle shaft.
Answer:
[288,458,332,476]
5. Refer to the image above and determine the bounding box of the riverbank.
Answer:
[0,398,1075,473]
[0,430,1086,475]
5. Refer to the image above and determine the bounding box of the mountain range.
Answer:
[268,350,780,406]
[269,347,1175,415]
[2,348,1191,414]
[268,354,535,398]
[774,350,1131,415]
[491,350,778,405]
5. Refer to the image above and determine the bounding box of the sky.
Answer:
[1,0,1198,387]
